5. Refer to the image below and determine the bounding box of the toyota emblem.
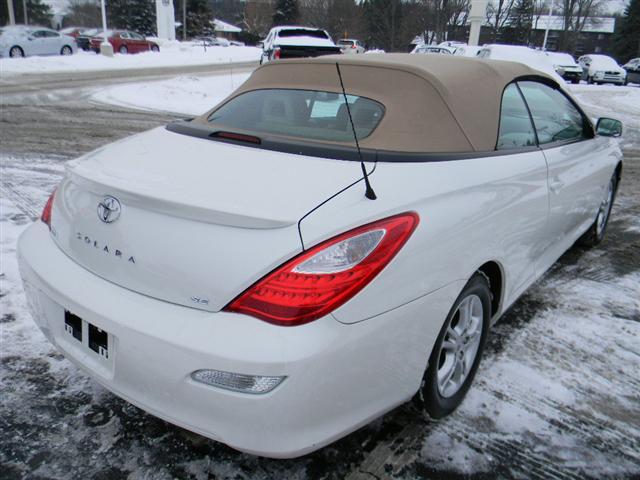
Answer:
[97,196,121,223]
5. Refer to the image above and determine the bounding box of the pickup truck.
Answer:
[260,26,342,64]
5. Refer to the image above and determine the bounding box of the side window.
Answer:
[518,81,589,145]
[31,30,45,38]
[45,31,59,37]
[497,83,537,150]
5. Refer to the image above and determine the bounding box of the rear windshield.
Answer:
[338,40,354,46]
[277,29,328,39]
[206,89,385,143]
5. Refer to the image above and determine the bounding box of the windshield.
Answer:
[277,29,328,39]
[548,53,576,65]
[206,89,385,143]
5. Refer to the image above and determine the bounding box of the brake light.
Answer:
[273,47,281,60]
[41,189,56,230]
[351,44,356,49]
[224,212,419,326]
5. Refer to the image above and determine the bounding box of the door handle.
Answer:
[549,178,565,193]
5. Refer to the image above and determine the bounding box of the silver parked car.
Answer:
[0,26,77,58]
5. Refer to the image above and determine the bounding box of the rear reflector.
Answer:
[224,212,419,326]
[41,189,56,230]
[191,369,285,394]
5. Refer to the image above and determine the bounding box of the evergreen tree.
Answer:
[184,0,214,38]
[1,0,53,26]
[273,0,299,25]
[614,0,640,62]
[504,0,533,46]
[107,0,156,36]
[362,0,402,51]
[64,0,102,28]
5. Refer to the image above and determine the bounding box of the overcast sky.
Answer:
[42,0,631,18]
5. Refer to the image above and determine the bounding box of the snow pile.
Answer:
[91,72,251,115]
[0,44,261,76]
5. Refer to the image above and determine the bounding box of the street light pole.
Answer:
[183,0,187,41]
[542,0,555,51]
[22,0,27,24]
[99,0,114,56]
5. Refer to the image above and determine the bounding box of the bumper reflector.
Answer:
[191,369,285,394]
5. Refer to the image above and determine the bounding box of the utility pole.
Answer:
[99,0,114,56]
[542,0,555,51]
[468,0,489,46]
[183,0,187,41]
[6,0,15,25]
[22,0,27,24]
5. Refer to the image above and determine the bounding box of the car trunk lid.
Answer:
[51,127,367,312]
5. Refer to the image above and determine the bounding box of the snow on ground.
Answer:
[0,44,260,77]
[91,72,251,116]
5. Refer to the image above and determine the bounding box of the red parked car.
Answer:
[90,30,159,54]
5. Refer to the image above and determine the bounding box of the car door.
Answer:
[493,83,550,294]
[27,30,50,55]
[518,80,611,272]
[43,30,62,55]
[128,31,146,53]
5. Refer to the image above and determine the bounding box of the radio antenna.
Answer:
[335,62,377,200]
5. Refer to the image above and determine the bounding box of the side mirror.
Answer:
[596,118,623,137]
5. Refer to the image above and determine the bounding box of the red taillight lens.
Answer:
[273,47,281,59]
[224,212,419,326]
[41,189,56,230]
[351,44,356,49]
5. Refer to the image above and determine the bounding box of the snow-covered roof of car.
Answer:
[197,54,559,154]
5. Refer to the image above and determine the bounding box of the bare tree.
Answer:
[559,0,604,52]
[486,0,517,41]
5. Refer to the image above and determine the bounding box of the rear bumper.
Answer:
[18,221,461,458]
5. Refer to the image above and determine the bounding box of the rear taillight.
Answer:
[224,212,419,326]
[273,47,281,60]
[41,189,56,230]
[351,44,356,49]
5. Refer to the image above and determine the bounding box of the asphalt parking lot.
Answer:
[1,71,639,479]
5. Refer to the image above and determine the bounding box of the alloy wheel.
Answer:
[596,178,614,237]
[437,294,484,398]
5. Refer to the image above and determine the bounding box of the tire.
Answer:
[587,75,593,84]
[119,45,128,54]
[60,45,73,56]
[9,46,24,58]
[572,78,580,84]
[578,173,618,247]
[151,45,159,52]
[418,273,491,418]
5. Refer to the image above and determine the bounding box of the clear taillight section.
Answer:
[41,190,56,230]
[224,212,419,326]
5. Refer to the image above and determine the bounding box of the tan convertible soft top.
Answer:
[197,54,558,153]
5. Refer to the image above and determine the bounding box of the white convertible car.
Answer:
[18,55,623,458]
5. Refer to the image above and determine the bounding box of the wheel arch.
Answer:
[474,260,504,320]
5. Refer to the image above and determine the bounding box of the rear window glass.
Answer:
[338,40,354,46]
[207,89,385,143]
[277,29,328,39]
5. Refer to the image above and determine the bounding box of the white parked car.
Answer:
[260,25,341,64]
[545,51,583,84]
[452,44,483,57]
[18,55,623,458]
[578,54,626,85]
[0,26,77,58]
[338,38,365,54]
[477,44,563,83]
[411,44,453,55]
